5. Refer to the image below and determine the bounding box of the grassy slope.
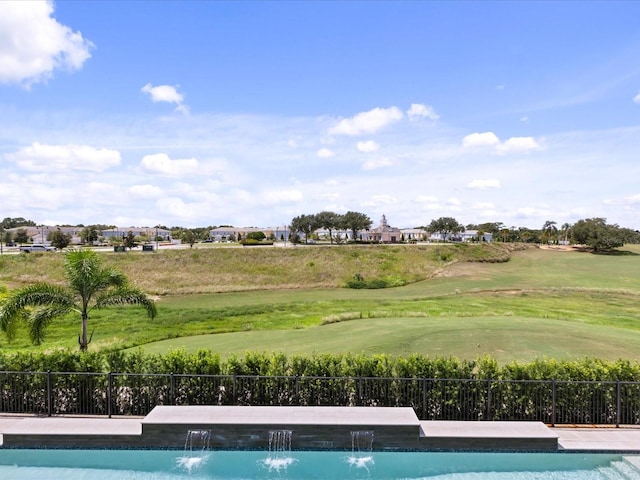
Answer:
[1,243,639,362]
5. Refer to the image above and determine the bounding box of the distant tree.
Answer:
[290,214,320,244]
[49,229,72,250]
[570,218,624,252]
[123,231,137,250]
[541,220,558,245]
[426,217,464,241]
[0,249,156,351]
[477,222,504,237]
[80,226,99,245]
[560,223,572,244]
[4,231,14,245]
[15,228,29,245]
[1,217,35,229]
[341,211,372,242]
[181,230,197,247]
[316,211,342,244]
[246,231,266,242]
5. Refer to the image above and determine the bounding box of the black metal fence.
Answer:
[2,370,640,426]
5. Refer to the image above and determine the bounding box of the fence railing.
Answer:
[1,371,639,426]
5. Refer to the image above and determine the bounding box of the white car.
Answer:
[19,244,55,253]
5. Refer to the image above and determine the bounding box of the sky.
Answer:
[1,1,639,230]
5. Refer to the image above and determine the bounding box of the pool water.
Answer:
[0,449,639,479]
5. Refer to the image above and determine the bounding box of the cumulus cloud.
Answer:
[362,158,394,171]
[462,132,500,148]
[467,179,501,189]
[495,136,542,155]
[462,131,542,155]
[407,103,439,121]
[634,92,640,104]
[5,142,120,172]
[140,153,199,176]
[141,83,189,114]
[328,107,403,135]
[317,148,335,158]
[357,140,380,153]
[0,0,94,86]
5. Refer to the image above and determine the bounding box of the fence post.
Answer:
[422,378,427,420]
[107,372,113,418]
[616,381,621,428]
[485,379,491,421]
[46,370,52,417]
[170,373,175,405]
[551,380,556,427]
[233,375,237,404]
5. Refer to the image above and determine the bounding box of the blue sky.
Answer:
[1,1,639,230]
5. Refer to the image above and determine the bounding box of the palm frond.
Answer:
[28,304,72,345]
[95,287,158,319]
[0,283,75,343]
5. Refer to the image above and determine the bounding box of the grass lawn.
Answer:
[1,243,640,362]
[134,315,640,363]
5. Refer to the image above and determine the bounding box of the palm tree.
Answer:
[0,249,157,351]
[542,220,558,245]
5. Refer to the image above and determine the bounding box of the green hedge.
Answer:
[1,350,639,381]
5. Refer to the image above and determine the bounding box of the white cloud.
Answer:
[520,116,529,122]
[328,106,403,135]
[472,202,496,209]
[362,194,397,207]
[462,131,543,155]
[261,189,304,205]
[467,179,501,190]
[604,193,640,206]
[462,131,500,148]
[140,153,199,176]
[634,92,640,104]
[357,140,380,153]
[129,184,164,198]
[407,103,439,121]
[496,136,542,155]
[447,197,461,206]
[317,148,335,158]
[362,158,394,171]
[141,83,189,114]
[155,196,201,221]
[414,195,438,203]
[316,192,340,202]
[5,142,120,172]
[0,0,93,86]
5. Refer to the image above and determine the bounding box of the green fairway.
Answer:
[2,243,640,362]
[133,315,640,363]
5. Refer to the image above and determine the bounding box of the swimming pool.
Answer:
[0,450,639,479]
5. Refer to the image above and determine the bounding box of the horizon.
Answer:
[1,1,639,230]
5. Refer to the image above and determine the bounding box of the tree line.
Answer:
[2,215,639,252]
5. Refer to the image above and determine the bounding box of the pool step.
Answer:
[599,457,640,480]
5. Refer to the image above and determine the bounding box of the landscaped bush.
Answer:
[1,350,640,381]
[2,351,640,422]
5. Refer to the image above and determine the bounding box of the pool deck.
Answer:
[0,407,639,452]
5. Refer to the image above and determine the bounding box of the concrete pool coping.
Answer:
[0,407,639,452]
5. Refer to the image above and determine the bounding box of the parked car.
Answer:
[19,244,55,253]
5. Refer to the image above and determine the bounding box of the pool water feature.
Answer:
[0,449,639,479]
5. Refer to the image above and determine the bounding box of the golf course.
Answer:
[1,242,639,364]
